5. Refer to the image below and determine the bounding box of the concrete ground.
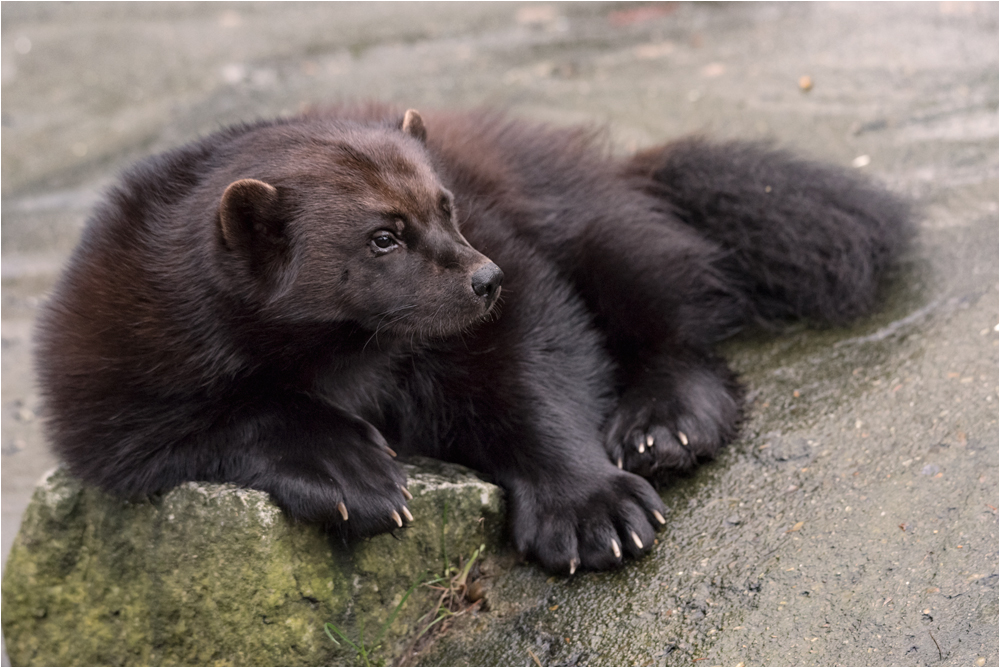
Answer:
[2,2,997,665]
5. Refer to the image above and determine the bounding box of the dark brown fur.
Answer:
[36,106,908,572]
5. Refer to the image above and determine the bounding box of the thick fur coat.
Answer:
[36,106,908,572]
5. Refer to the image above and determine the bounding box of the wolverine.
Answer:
[36,106,908,573]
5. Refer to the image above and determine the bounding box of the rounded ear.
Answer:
[400,109,427,143]
[217,178,292,295]
[218,178,282,250]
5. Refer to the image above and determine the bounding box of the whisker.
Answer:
[363,304,416,352]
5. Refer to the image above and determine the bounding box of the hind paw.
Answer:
[608,415,720,476]
[605,363,742,479]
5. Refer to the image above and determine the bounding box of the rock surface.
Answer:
[1,461,504,666]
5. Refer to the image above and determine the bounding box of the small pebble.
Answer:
[466,580,485,602]
[2,439,26,456]
[798,75,813,91]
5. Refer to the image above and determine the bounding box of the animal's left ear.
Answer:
[400,109,427,143]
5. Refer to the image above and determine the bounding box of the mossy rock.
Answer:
[1,459,505,666]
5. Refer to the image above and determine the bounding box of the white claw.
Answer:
[400,485,413,500]
[653,510,666,525]
[637,439,645,454]
[617,457,623,470]
[631,530,643,549]
[646,434,654,448]
[401,506,414,522]
[337,502,349,521]
[678,431,689,446]
[391,510,403,527]
[569,559,578,575]
[611,538,621,559]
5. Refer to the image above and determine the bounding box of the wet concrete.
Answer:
[2,2,997,665]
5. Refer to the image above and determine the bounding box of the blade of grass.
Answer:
[441,501,449,576]
[373,570,427,646]
[416,607,454,640]
[324,622,359,652]
[454,544,484,590]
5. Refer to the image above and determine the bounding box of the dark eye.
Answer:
[370,231,399,253]
[440,195,453,217]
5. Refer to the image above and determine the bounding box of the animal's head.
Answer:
[213,110,502,340]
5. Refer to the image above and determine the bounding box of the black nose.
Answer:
[470,262,504,302]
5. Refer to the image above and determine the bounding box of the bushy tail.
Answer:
[626,138,911,327]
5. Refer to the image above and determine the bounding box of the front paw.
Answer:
[508,468,667,573]
[605,363,742,478]
[265,425,413,537]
